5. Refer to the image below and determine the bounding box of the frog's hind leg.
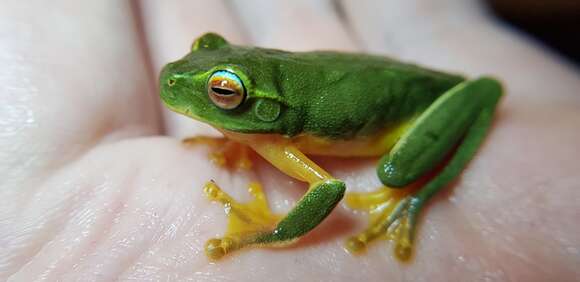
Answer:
[346,77,502,261]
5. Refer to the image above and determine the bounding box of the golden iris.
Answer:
[207,70,246,110]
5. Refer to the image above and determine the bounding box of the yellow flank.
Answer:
[291,119,415,157]
[220,118,416,158]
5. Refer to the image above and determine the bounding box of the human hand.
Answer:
[2,1,579,281]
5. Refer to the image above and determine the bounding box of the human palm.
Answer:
[2,1,579,281]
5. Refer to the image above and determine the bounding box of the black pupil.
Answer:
[211,87,236,96]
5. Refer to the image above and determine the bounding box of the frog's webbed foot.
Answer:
[345,187,419,261]
[182,136,252,170]
[204,178,345,260]
[203,181,281,260]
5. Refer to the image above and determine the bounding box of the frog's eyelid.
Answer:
[208,69,288,107]
[211,70,243,85]
[208,71,245,92]
[171,73,192,79]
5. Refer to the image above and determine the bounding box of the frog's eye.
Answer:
[207,70,246,110]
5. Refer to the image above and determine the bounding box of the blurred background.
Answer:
[487,0,580,66]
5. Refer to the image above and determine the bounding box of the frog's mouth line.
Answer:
[161,97,226,132]
[164,102,204,124]
[161,88,276,135]
[160,86,204,119]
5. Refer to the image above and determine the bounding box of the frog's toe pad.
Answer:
[345,235,368,254]
[205,237,237,260]
[388,215,414,261]
[345,190,418,261]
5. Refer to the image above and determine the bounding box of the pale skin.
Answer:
[1,1,579,281]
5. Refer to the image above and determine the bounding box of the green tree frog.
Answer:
[159,33,503,262]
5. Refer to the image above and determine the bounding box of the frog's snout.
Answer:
[159,65,180,106]
[159,65,176,89]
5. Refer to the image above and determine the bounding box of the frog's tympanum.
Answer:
[159,33,502,262]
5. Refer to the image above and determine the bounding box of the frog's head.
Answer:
[160,33,297,135]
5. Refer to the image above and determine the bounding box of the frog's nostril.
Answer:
[167,78,176,87]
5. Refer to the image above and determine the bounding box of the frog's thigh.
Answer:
[378,77,501,188]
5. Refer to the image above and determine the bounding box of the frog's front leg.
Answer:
[183,136,252,169]
[205,142,346,260]
[347,77,502,261]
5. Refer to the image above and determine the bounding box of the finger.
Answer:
[229,0,357,50]
[341,0,580,102]
[340,0,486,60]
[140,0,244,138]
[0,1,159,194]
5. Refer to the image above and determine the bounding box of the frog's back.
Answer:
[273,49,465,139]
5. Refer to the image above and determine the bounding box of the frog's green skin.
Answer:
[160,33,502,261]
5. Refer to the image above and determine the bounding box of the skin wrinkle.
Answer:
[9,139,183,281]
[447,203,506,280]
[103,180,170,280]
[68,176,136,279]
[115,183,184,280]
[458,187,562,279]
[3,165,95,279]
[14,147,137,281]
[461,194,557,278]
